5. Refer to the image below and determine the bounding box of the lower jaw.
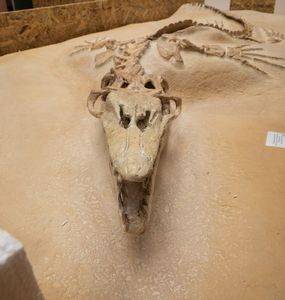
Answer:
[117,177,151,235]
[122,213,147,234]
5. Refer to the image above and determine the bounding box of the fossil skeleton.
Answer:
[72,4,285,234]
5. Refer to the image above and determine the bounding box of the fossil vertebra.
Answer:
[73,4,284,234]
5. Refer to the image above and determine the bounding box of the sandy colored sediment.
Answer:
[0,4,285,300]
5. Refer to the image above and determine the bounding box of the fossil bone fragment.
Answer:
[73,4,285,234]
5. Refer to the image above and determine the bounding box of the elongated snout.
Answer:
[115,154,152,182]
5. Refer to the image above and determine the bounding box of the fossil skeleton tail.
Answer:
[149,5,253,41]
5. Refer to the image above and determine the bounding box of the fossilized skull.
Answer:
[87,88,181,234]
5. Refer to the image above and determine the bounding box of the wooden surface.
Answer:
[32,0,280,13]
[33,0,87,8]
[0,0,203,56]
[230,0,276,13]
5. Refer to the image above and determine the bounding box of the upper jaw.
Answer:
[113,153,154,183]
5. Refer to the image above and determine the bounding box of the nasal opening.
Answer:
[136,111,150,132]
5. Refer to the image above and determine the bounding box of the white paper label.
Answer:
[266,131,285,149]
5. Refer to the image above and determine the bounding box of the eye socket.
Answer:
[136,111,150,132]
[121,80,129,88]
[161,102,170,115]
[101,71,115,89]
[144,81,155,89]
[119,105,131,129]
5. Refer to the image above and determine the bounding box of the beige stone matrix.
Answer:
[0,4,285,300]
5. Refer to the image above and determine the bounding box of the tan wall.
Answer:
[230,0,276,13]
[0,0,204,56]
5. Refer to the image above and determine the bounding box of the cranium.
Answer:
[87,88,181,234]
